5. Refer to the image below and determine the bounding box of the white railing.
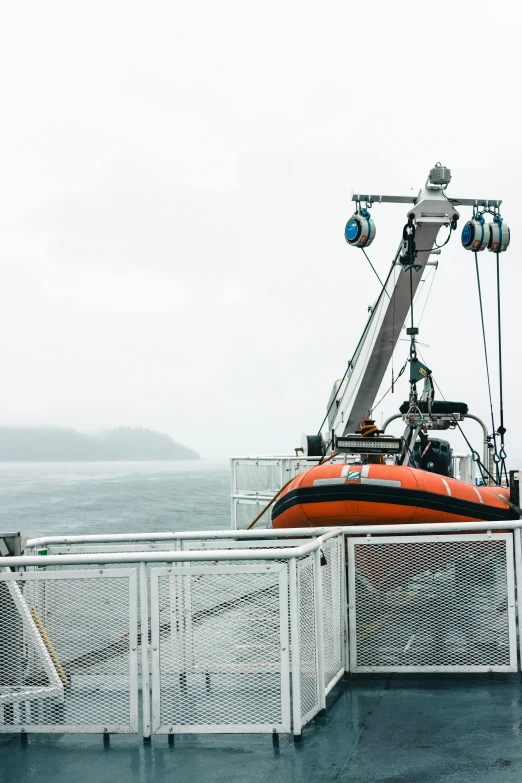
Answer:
[230,454,478,530]
[3,519,522,741]
[2,529,346,742]
[451,453,475,482]
[230,455,356,530]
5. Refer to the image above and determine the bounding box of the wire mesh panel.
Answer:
[321,536,344,689]
[348,533,517,673]
[150,563,290,734]
[232,496,273,530]
[234,460,283,494]
[297,555,319,725]
[0,568,138,733]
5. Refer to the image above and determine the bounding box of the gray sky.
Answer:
[1,0,521,459]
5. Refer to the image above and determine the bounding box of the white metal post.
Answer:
[230,457,236,529]
[288,557,302,741]
[340,535,349,676]
[139,562,151,740]
[150,569,161,735]
[347,539,358,673]
[505,533,518,672]
[313,548,326,715]
[278,564,291,733]
[128,568,140,734]
[514,528,522,672]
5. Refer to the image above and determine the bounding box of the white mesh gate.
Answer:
[0,568,139,733]
[321,535,344,691]
[348,533,517,673]
[150,563,291,734]
[296,554,319,726]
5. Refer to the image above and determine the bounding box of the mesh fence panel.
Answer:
[235,461,282,493]
[152,564,289,733]
[322,537,344,688]
[40,551,176,681]
[0,568,138,732]
[349,535,516,672]
[234,499,272,530]
[297,555,319,723]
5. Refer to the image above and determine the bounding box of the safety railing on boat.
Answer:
[230,454,477,529]
[2,519,522,742]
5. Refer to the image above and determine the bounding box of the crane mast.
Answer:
[317,164,502,454]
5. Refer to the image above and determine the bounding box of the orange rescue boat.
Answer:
[271,462,516,529]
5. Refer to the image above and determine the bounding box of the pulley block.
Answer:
[345,211,376,248]
[461,216,488,252]
[488,217,510,253]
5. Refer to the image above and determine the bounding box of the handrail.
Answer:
[2,530,342,569]
[18,520,522,568]
[26,517,522,550]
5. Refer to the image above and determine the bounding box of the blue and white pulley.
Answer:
[488,216,510,253]
[344,210,376,248]
[461,216,488,252]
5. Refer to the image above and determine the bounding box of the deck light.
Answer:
[335,436,404,455]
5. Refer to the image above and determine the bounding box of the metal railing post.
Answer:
[288,557,302,742]
[341,534,350,677]
[139,562,151,741]
[230,457,237,529]
[313,548,326,716]
[514,528,522,674]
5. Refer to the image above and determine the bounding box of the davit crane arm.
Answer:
[313,163,502,456]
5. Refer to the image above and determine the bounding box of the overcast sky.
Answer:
[1,0,521,459]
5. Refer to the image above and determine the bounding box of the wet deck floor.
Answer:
[2,675,522,783]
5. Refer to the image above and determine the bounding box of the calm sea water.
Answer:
[0,461,231,540]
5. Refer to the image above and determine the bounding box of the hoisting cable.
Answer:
[434,224,453,249]
[416,215,458,252]
[417,266,436,328]
[409,267,414,334]
[496,248,508,484]
[361,247,388,293]
[474,250,499,480]
[361,244,425,331]
[316,244,402,434]
[418,354,498,486]
[372,358,408,410]
[319,221,439,437]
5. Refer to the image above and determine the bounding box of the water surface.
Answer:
[0,461,230,539]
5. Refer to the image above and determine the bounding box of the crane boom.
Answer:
[327,180,460,440]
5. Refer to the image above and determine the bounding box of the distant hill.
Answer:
[0,427,200,461]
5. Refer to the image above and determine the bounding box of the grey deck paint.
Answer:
[2,675,522,782]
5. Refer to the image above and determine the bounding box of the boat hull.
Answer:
[271,463,516,528]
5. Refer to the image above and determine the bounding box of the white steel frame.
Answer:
[0,571,64,707]
[13,519,522,739]
[149,563,291,735]
[347,532,517,674]
[0,567,139,734]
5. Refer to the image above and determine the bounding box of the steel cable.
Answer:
[474,250,498,479]
[496,251,508,484]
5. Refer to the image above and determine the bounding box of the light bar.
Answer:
[335,436,404,455]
